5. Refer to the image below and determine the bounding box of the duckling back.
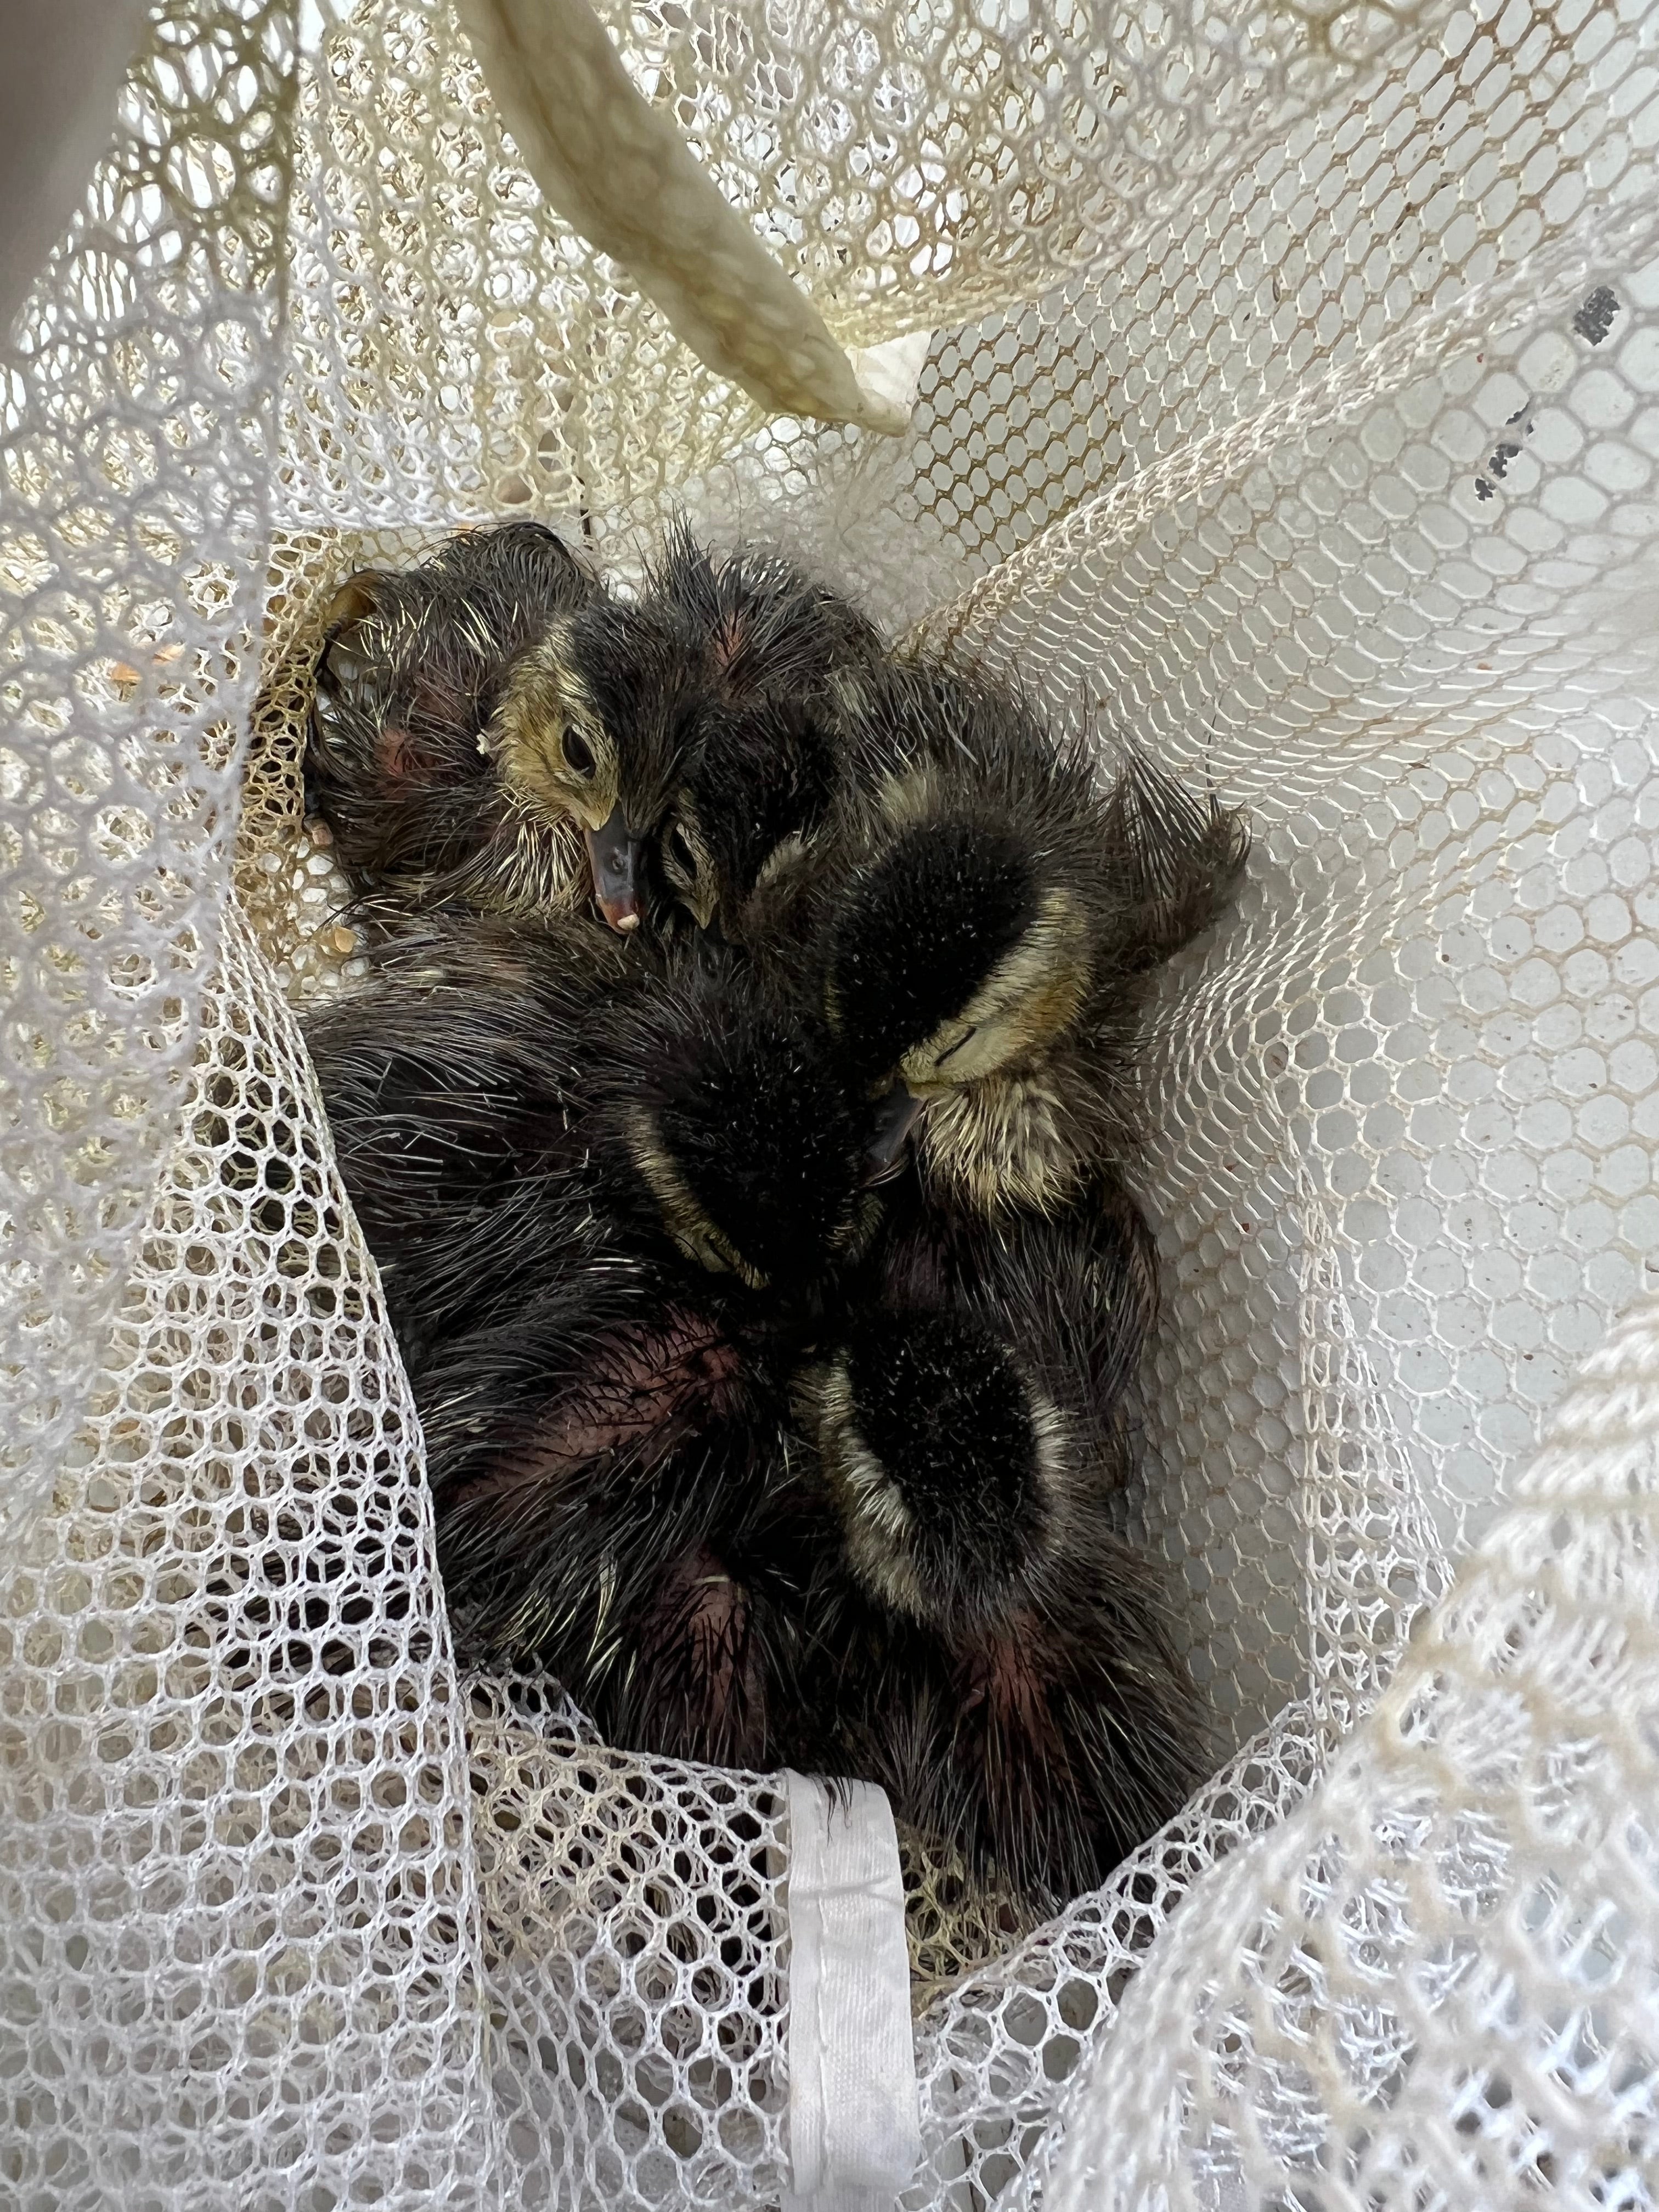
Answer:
[302,909,639,1357]
[811,657,1249,1217]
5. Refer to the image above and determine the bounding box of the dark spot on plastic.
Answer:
[1573,285,1619,346]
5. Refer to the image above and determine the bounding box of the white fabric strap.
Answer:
[454,0,911,436]
[782,1771,920,2209]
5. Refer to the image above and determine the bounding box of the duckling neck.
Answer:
[916,1044,1131,1218]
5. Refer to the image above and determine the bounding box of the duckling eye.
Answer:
[561,726,596,777]
[935,1024,978,1068]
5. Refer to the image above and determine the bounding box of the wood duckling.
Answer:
[308,521,712,936]
[636,523,887,938]
[794,1182,1203,1905]
[816,658,1250,1216]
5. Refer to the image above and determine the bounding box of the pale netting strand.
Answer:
[4,0,1659,2203]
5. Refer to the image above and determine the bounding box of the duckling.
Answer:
[795,1182,1203,1905]
[306,521,599,923]
[307,915,874,1767]
[308,523,710,936]
[635,523,886,935]
[813,659,1249,1214]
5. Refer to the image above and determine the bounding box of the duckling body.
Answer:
[306,915,872,1767]
[306,522,600,926]
[813,660,1249,1215]
[303,911,639,1353]
[795,1179,1203,1905]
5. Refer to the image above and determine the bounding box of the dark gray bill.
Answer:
[862,1082,929,1186]
[585,804,642,933]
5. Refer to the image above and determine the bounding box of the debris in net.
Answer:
[301,526,1251,1909]
[1573,285,1620,345]
[1475,402,1536,500]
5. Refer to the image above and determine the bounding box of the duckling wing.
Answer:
[1098,750,1250,973]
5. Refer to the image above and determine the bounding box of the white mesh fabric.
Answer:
[1037,1287,1659,2208]
[2,0,296,1531]
[5,0,1659,2203]
[1,893,488,2201]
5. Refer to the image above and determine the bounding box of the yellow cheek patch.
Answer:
[626,1109,768,1290]
[490,631,617,832]
[906,886,1092,1088]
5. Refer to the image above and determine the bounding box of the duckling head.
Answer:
[644,529,877,937]
[619,983,874,1297]
[488,592,702,935]
[645,522,882,702]
[825,794,1094,1110]
[810,1311,1065,1638]
[657,693,839,935]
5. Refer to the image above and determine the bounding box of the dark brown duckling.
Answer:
[632,523,887,936]
[793,1181,1203,1906]
[484,579,714,935]
[809,659,1249,1216]
[306,915,874,1768]
[307,523,712,936]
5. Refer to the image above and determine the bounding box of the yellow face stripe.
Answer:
[902,884,1092,1092]
[626,1108,768,1289]
[489,627,618,834]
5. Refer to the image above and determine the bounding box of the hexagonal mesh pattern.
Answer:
[5,0,1659,2203]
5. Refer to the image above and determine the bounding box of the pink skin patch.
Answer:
[710,612,748,675]
[708,610,773,703]
[962,1617,1061,1759]
[656,1538,748,1722]
[375,723,420,781]
[447,1308,744,1508]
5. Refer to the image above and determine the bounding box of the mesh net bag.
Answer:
[5,0,1659,2203]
